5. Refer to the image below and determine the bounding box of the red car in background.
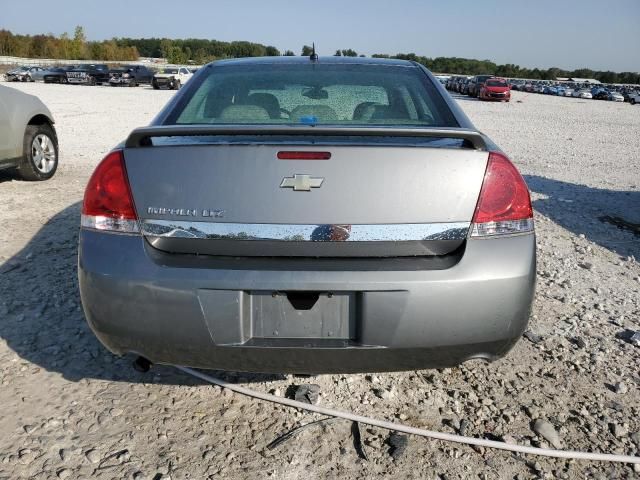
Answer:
[479,77,511,102]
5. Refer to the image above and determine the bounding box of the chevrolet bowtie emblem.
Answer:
[280,174,324,191]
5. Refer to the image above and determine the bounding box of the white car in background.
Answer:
[0,85,58,180]
[152,67,193,90]
[608,91,624,102]
[627,91,640,105]
[572,89,593,99]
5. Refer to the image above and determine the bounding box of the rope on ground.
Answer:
[176,365,640,465]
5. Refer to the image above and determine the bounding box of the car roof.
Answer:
[209,56,416,68]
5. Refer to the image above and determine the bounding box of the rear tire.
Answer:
[632,99,636,105]
[152,80,160,90]
[173,80,181,90]
[17,124,58,181]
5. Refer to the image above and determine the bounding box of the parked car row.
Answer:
[446,75,639,105]
[3,64,196,90]
[445,75,510,102]
[509,79,639,104]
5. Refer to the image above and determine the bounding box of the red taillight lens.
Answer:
[277,151,331,160]
[81,150,139,233]
[471,151,533,237]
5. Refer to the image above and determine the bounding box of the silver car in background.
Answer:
[78,57,535,373]
[4,66,46,82]
[0,85,59,180]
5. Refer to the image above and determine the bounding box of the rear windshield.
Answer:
[162,68,179,74]
[166,62,458,127]
[486,80,508,87]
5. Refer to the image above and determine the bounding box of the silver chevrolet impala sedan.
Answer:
[78,56,535,373]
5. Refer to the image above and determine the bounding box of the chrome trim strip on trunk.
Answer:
[141,220,470,242]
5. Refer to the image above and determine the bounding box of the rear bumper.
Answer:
[78,230,536,373]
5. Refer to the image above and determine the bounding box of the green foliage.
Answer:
[301,45,313,56]
[0,27,138,61]
[340,48,358,57]
[124,37,279,61]
[70,26,87,59]
[283,50,295,56]
[0,29,280,63]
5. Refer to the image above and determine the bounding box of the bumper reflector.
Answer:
[81,214,140,234]
[471,218,534,237]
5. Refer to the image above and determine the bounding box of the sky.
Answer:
[2,0,639,72]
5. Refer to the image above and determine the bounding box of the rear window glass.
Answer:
[486,80,508,87]
[166,62,458,127]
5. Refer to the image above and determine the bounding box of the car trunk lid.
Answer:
[123,127,489,257]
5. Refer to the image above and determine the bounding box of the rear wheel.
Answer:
[88,76,96,86]
[173,80,181,90]
[632,99,636,105]
[17,124,58,181]
[152,80,160,90]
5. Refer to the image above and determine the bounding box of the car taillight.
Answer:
[471,151,533,237]
[81,150,139,234]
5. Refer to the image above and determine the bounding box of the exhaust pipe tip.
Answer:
[462,354,494,366]
[133,356,152,373]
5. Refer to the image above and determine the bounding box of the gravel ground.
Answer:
[0,83,639,480]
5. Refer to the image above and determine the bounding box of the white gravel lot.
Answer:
[0,82,639,480]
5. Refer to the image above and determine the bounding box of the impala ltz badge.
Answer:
[146,207,225,218]
[280,174,324,191]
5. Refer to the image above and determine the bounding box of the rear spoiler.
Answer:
[124,125,488,150]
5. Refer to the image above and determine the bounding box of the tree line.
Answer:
[0,28,637,84]
[0,27,139,61]
[114,37,280,64]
